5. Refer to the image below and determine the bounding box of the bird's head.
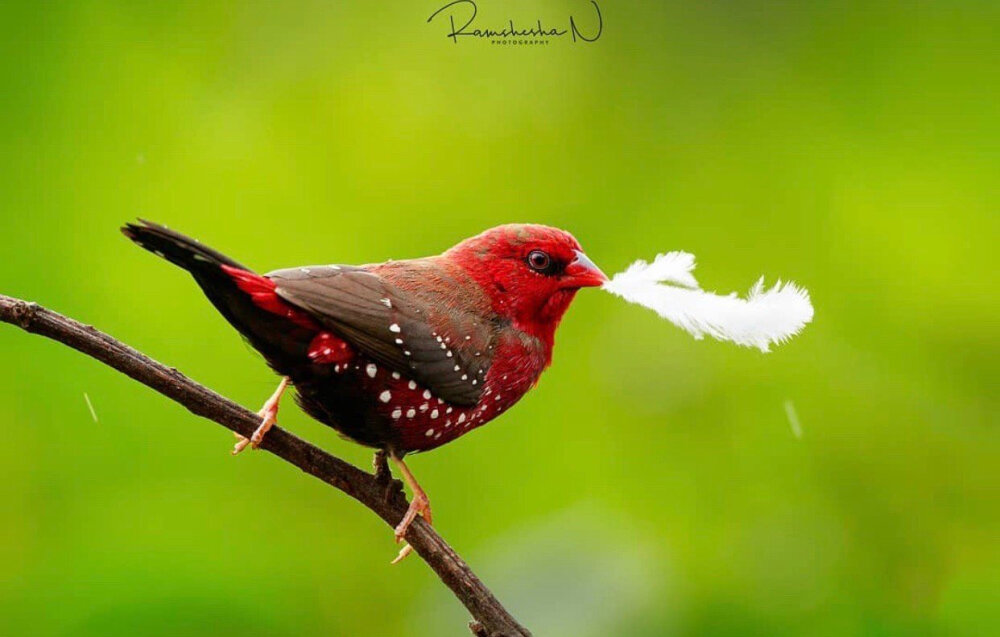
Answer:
[445,224,607,343]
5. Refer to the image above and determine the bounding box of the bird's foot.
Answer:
[394,490,432,543]
[232,404,277,454]
[388,452,432,564]
[391,490,432,564]
[233,377,289,455]
[392,543,414,565]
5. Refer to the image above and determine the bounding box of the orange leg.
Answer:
[390,453,433,564]
[233,377,290,455]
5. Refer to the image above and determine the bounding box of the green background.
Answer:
[1,2,996,635]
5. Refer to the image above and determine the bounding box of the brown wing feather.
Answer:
[268,264,493,406]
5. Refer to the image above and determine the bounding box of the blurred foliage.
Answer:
[0,1,997,635]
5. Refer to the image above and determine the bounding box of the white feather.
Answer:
[614,251,700,289]
[603,253,814,352]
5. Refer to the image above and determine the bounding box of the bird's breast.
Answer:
[289,319,549,455]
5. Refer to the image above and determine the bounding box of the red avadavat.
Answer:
[122,220,606,560]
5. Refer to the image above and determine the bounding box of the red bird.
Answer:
[122,220,607,560]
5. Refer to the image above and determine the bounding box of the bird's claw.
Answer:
[391,491,431,564]
[232,432,251,455]
[250,407,277,448]
[231,410,275,455]
[394,492,431,543]
[232,378,288,455]
[391,543,414,564]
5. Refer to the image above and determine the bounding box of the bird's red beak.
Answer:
[565,250,609,288]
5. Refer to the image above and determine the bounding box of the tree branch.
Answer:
[0,294,531,637]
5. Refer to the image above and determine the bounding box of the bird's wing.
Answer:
[268,265,493,406]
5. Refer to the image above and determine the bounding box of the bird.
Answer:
[121,220,607,561]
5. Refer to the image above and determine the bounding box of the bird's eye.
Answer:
[526,250,552,273]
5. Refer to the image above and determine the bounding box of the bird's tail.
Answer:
[121,219,311,363]
[121,219,248,273]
